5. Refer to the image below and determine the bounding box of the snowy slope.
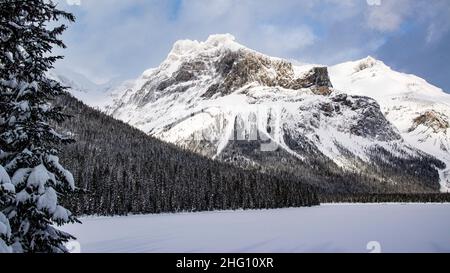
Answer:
[47,68,120,108]
[104,34,444,193]
[61,204,450,253]
[329,57,450,192]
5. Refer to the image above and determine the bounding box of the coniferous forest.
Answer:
[320,193,450,203]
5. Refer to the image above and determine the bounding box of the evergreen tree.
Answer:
[0,0,78,253]
[0,164,14,253]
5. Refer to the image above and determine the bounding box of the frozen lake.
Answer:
[61,203,450,253]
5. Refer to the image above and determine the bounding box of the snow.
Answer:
[47,155,75,190]
[37,187,58,214]
[0,165,14,193]
[156,34,245,81]
[0,78,18,89]
[0,182,14,194]
[17,101,30,112]
[0,212,12,254]
[53,205,70,222]
[0,212,10,237]
[11,162,71,214]
[0,164,16,196]
[13,163,70,215]
[328,56,448,100]
[0,239,11,253]
[61,204,450,253]
[15,190,31,204]
[11,168,31,186]
[169,34,244,59]
[0,212,11,253]
[26,164,53,194]
[5,52,13,62]
[47,68,123,109]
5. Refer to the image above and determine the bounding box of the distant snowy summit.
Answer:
[329,56,450,192]
[59,34,450,193]
[47,68,123,109]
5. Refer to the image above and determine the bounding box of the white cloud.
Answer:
[367,0,413,32]
[258,25,316,56]
[366,0,381,6]
[424,2,450,44]
[365,0,450,44]
[53,0,450,84]
[66,0,81,5]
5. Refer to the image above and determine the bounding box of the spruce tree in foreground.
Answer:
[0,165,14,253]
[0,0,79,253]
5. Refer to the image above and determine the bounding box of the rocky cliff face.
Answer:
[201,50,333,98]
[128,42,334,108]
[104,34,444,193]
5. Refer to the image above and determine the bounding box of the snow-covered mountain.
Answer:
[101,34,445,193]
[329,57,450,191]
[47,68,120,108]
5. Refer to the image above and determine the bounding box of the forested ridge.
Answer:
[320,193,450,203]
[56,94,319,215]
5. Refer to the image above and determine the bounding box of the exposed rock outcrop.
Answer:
[192,49,333,98]
[410,111,449,133]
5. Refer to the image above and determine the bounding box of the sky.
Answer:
[53,0,450,92]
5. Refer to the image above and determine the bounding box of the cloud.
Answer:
[53,0,450,92]
[366,0,381,6]
[66,0,81,5]
[258,25,316,55]
[423,2,450,44]
[365,0,450,36]
[367,0,413,32]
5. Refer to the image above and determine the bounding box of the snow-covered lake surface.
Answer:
[61,204,450,253]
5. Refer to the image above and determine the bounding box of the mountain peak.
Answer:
[364,55,377,62]
[155,34,335,99]
[168,33,245,58]
[354,56,384,72]
[205,33,237,46]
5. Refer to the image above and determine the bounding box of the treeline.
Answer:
[55,94,319,216]
[320,193,450,203]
